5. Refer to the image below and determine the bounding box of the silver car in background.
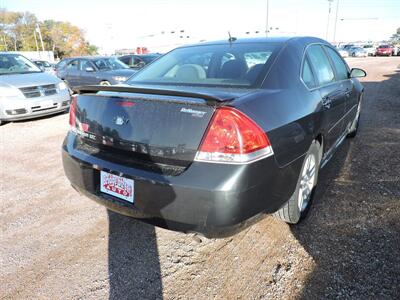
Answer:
[0,53,70,125]
[336,47,349,58]
[347,47,368,57]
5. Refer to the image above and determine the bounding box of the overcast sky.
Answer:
[1,0,399,53]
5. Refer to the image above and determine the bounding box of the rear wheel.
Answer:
[274,140,321,224]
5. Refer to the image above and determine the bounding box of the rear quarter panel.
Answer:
[232,39,323,168]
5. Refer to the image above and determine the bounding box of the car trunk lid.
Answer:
[72,85,250,172]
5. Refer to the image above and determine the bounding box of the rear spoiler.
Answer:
[75,85,235,105]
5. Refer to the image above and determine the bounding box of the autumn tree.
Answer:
[390,27,400,44]
[0,8,98,57]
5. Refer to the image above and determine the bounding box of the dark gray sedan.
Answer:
[62,37,366,237]
[56,56,136,91]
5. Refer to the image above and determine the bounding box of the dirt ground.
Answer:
[1,57,399,300]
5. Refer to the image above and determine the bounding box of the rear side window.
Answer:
[80,60,93,71]
[306,45,335,86]
[119,56,130,65]
[67,60,79,70]
[56,60,68,70]
[324,46,349,81]
[301,58,316,89]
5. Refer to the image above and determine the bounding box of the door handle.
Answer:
[345,89,351,98]
[322,96,332,109]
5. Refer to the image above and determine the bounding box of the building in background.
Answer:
[5,51,55,62]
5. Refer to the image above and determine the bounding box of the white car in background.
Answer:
[362,45,376,56]
[0,53,71,125]
[337,48,349,58]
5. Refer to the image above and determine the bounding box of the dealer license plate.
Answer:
[100,171,134,203]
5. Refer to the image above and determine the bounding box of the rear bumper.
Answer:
[376,52,391,56]
[62,132,302,238]
[0,90,70,121]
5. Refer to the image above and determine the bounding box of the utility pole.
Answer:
[36,24,45,52]
[333,0,340,43]
[33,29,39,52]
[2,35,7,51]
[265,0,269,37]
[326,0,333,41]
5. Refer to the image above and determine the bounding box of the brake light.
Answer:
[69,95,77,128]
[195,107,273,163]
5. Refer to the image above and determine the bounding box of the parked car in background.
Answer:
[348,47,368,57]
[57,56,136,91]
[62,37,366,237]
[118,54,161,69]
[54,58,72,73]
[337,47,349,58]
[362,44,376,56]
[393,46,400,56]
[342,44,355,51]
[33,60,56,75]
[375,45,394,56]
[0,53,70,125]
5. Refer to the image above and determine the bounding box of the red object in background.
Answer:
[376,45,394,56]
[136,47,149,54]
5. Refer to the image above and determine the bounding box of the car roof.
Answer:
[178,36,329,49]
[62,56,114,61]
[120,54,160,57]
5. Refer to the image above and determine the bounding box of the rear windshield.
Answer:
[379,45,390,48]
[127,43,280,87]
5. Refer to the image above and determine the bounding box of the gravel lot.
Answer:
[1,57,399,300]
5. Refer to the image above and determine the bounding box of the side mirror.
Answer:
[85,67,95,72]
[350,68,366,78]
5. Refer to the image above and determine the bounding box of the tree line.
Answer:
[0,9,98,58]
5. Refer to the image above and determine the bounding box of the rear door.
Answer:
[65,59,80,88]
[324,45,358,131]
[306,44,346,151]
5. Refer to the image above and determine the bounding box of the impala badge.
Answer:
[180,107,206,118]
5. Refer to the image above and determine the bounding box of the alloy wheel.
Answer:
[298,153,316,212]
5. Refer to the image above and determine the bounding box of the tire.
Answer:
[274,140,321,224]
[100,80,111,86]
[347,95,362,138]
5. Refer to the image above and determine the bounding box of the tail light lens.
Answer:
[69,95,90,133]
[195,107,273,163]
[69,95,77,128]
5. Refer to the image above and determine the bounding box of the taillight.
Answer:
[69,95,77,128]
[195,107,273,163]
[69,95,90,133]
